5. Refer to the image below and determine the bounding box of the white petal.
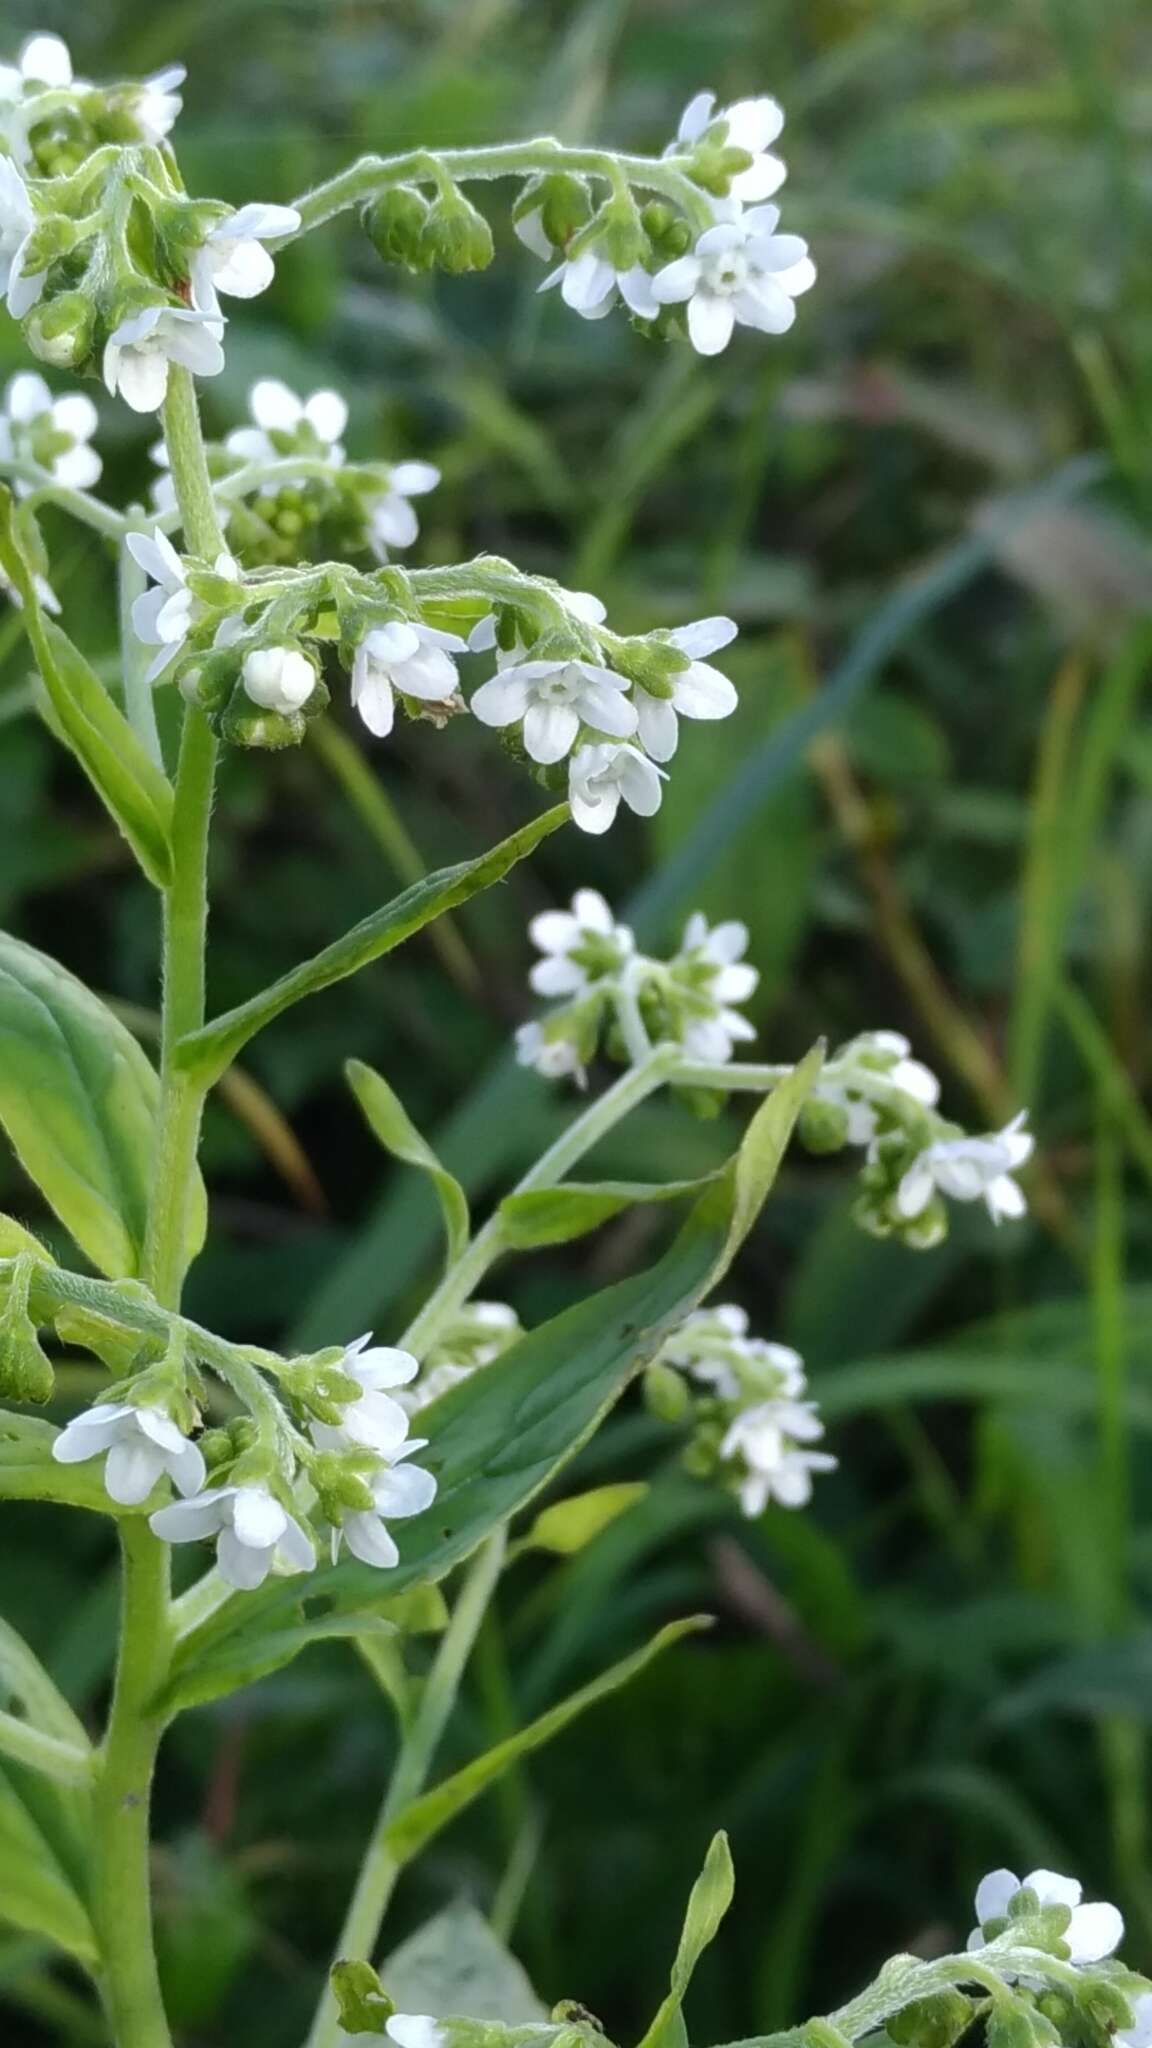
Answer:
[615,747,665,817]
[470,670,531,727]
[730,155,787,202]
[52,1404,134,1462]
[53,444,102,489]
[576,681,639,740]
[635,693,679,762]
[1065,1902,1123,1963]
[168,1439,208,1498]
[561,250,616,313]
[387,2018,447,2048]
[303,389,348,442]
[116,350,171,414]
[530,955,586,996]
[371,494,419,548]
[974,1870,1020,1924]
[733,284,796,337]
[217,1527,273,1590]
[896,1159,935,1218]
[396,644,459,700]
[250,379,303,431]
[127,526,184,589]
[389,460,440,496]
[687,293,736,356]
[619,266,659,318]
[523,699,580,763]
[6,371,51,422]
[211,240,276,300]
[677,91,716,144]
[650,255,702,306]
[667,615,738,660]
[344,1511,400,1569]
[353,673,395,738]
[150,1490,230,1543]
[571,888,614,932]
[21,35,73,86]
[104,1440,165,1507]
[350,1345,420,1391]
[276,1514,317,1573]
[371,1460,437,1517]
[672,660,738,719]
[230,1486,288,1549]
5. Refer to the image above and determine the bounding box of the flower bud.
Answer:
[312,1451,377,1518]
[220,698,310,751]
[608,636,689,699]
[798,1096,850,1154]
[644,1360,690,1424]
[242,645,317,713]
[888,1992,974,2048]
[362,186,430,269]
[514,172,593,250]
[578,193,647,274]
[24,290,95,369]
[418,188,494,274]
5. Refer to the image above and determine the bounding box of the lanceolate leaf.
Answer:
[0,1767,96,1966]
[0,934,206,1278]
[175,1048,821,1669]
[498,1175,715,1249]
[176,803,568,1085]
[0,489,174,887]
[636,1831,735,2048]
[347,1059,470,1264]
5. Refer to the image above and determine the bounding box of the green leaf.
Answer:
[0,489,174,887]
[0,1414,119,1513]
[514,1483,649,1558]
[636,1832,735,2048]
[386,1616,707,1866]
[347,1059,470,1264]
[0,1218,53,1263]
[158,1610,399,1715]
[498,1176,713,1249]
[176,803,568,1085]
[380,1901,548,2022]
[0,932,206,1278]
[0,1768,96,1965]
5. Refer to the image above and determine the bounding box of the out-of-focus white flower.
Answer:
[671,913,758,1062]
[897,1111,1032,1227]
[1118,1993,1152,2048]
[0,156,43,317]
[331,1438,437,1568]
[0,561,58,613]
[514,1018,584,1080]
[366,460,441,555]
[52,1400,205,1507]
[150,1482,316,1591]
[568,741,666,834]
[651,205,815,356]
[310,1336,418,1458]
[242,645,316,713]
[130,64,185,144]
[103,305,225,414]
[191,203,301,316]
[0,371,100,491]
[635,616,738,762]
[673,91,787,202]
[720,1400,836,1515]
[540,247,658,322]
[816,1031,940,1146]
[351,621,466,739]
[967,1869,1123,1966]
[527,887,634,996]
[128,527,237,681]
[225,379,347,468]
[472,650,637,765]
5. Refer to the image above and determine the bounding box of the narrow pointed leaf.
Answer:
[347,1059,470,1264]
[637,1831,736,2048]
[0,1768,96,1964]
[499,1175,715,1249]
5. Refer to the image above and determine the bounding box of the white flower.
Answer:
[52,1400,206,1507]
[332,1438,437,1569]
[721,1399,836,1515]
[0,155,43,318]
[387,2019,447,2048]
[897,1111,1033,1226]
[127,527,237,682]
[472,654,637,766]
[673,913,758,1061]
[103,305,225,414]
[151,1482,316,1592]
[311,1335,419,1458]
[242,645,317,713]
[225,378,347,468]
[399,1362,475,1413]
[13,34,74,88]
[527,888,634,996]
[514,1019,584,1080]
[190,202,301,317]
[651,205,815,356]
[366,460,441,555]
[568,741,666,835]
[0,371,100,491]
[818,1031,940,1146]
[1119,1994,1152,2048]
[967,1869,1123,1965]
[674,92,787,202]
[540,246,658,323]
[351,621,466,739]
[130,65,185,144]
[635,616,739,761]
[469,586,606,659]
[662,1308,805,1402]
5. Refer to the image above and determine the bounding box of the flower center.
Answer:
[706,251,749,295]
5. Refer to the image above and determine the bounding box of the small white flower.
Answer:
[635,616,739,762]
[527,888,634,996]
[127,527,237,682]
[568,741,666,835]
[242,645,317,714]
[311,1335,418,1458]
[897,1111,1033,1226]
[332,1437,438,1569]
[540,246,658,323]
[472,654,637,765]
[130,65,185,144]
[351,620,466,739]
[52,1400,206,1507]
[514,1018,584,1080]
[651,205,815,357]
[0,155,43,318]
[366,460,441,555]
[190,203,300,315]
[967,1869,1123,1965]
[673,91,787,202]
[818,1031,940,1146]
[721,1400,836,1516]
[14,34,74,88]
[673,913,758,1061]
[103,305,225,414]
[1118,1993,1152,2048]
[151,1481,316,1592]
[225,378,347,468]
[0,371,100,492]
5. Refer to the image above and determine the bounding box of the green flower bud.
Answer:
[331,1959,393,2038]
[181,648,242,717]
[607,636,689,699]
[23,289,95,369]
[575,194,647,275]
[278,1352,359,1425]
[513,172,593,250]
[312,1451,377,1519]
[195,1427,236,1474]
[362,186,431,269]
[418,187,494,274]
[17,216,84,277]
[644,1360,690,1424]
[798,1096,850,1154]
[887,1991,974,2048]
[0,1258,53,1404]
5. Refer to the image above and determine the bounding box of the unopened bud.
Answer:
[242,644,317,713]
[644,1360,690,1424]
[418,188,494,274]
[24,290,95,369]
[798,1097,850,1154]
[362,186,430,269]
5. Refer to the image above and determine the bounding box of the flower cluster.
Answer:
[51,1329,438,1591]
[968,1868,1123,1970]
[647,1306,836,1515]
[515,890,758,1080]
[515,91,815,356]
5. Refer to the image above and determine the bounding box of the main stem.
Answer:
[94,367,225,2048]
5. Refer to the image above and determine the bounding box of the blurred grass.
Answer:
[4,0,1152,2042]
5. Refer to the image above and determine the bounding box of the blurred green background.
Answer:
[5,0,1152,2041]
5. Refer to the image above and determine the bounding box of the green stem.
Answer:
[306,1532,507,2048]
[90,1522,173,2048]
[0,461,131,538]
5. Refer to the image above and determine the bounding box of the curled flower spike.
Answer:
[968,1868,1123,1966]
[0,371,100,491]
[351,621,466,739]
[150,1482,316,1592]
[103,305,225,414]
[652,205,815,356]
[52,1400,205,1507]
